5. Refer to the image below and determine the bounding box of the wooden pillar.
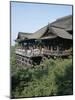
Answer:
[57,45,59,53]
[47,45,49,50]
[51,46,53,52]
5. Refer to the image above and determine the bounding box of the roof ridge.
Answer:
[33,25,48,34]
[56,15,72,21]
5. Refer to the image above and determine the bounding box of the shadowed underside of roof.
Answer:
[16,15,72,42]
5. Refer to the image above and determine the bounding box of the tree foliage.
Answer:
[11,46,73,98]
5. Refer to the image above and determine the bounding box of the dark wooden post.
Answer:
[57,45,59,54]
[51,46,53,52]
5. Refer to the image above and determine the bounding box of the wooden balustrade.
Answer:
[15,48,72,57]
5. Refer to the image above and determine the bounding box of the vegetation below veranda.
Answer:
[11,46,73,98]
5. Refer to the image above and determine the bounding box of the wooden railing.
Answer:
[42,49,72,56]
[15,48,41,57]
[15,48,72,57]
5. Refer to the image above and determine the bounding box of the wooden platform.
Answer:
[15,48,72,66]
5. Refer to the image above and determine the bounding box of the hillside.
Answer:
[11,46,73,98]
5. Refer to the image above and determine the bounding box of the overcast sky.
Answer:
[11,2,72,45]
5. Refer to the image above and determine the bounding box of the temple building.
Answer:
[15,15,73,66]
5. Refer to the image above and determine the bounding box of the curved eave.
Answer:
[40,35,57,40]
[15,38,36,42]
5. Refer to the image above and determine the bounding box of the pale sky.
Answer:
[11,2,72,45]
